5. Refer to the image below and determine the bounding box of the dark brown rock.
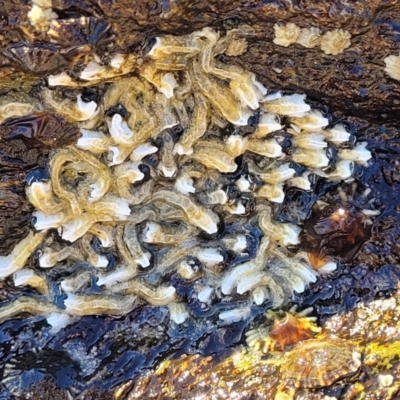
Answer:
[0,171,33,255]
[0,1,399,121]
[0,112,80,255]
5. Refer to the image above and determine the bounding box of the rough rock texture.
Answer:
[118,289,400,400]
[1,0,400,120]
[0,112,79,255]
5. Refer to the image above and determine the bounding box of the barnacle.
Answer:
[273,23,301,47]
[245,307,320,353]
[296,27,321,48]
[269,311,317,350]
[384,55,400,81]
[320,29,352,56]
[239,336,362,400]
[213,25,252,57]
[0,26,371,332]
[28,0,58,33]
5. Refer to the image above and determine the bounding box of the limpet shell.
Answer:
[281,338,361,388]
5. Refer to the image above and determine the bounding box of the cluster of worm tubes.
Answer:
[0,19,394,400]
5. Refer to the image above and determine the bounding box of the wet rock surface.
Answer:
[118,289,400,400]
[0,1,400,399]
[0,112,79,255]
[1,1,400,120]
[0,112,397,399]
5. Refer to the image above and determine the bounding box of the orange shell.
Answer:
[269,312,314,350]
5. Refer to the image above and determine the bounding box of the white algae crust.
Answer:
[0,26,372,326]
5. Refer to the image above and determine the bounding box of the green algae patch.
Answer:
[365,340,400,373]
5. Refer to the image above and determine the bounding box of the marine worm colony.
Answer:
[0,26,374,336]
